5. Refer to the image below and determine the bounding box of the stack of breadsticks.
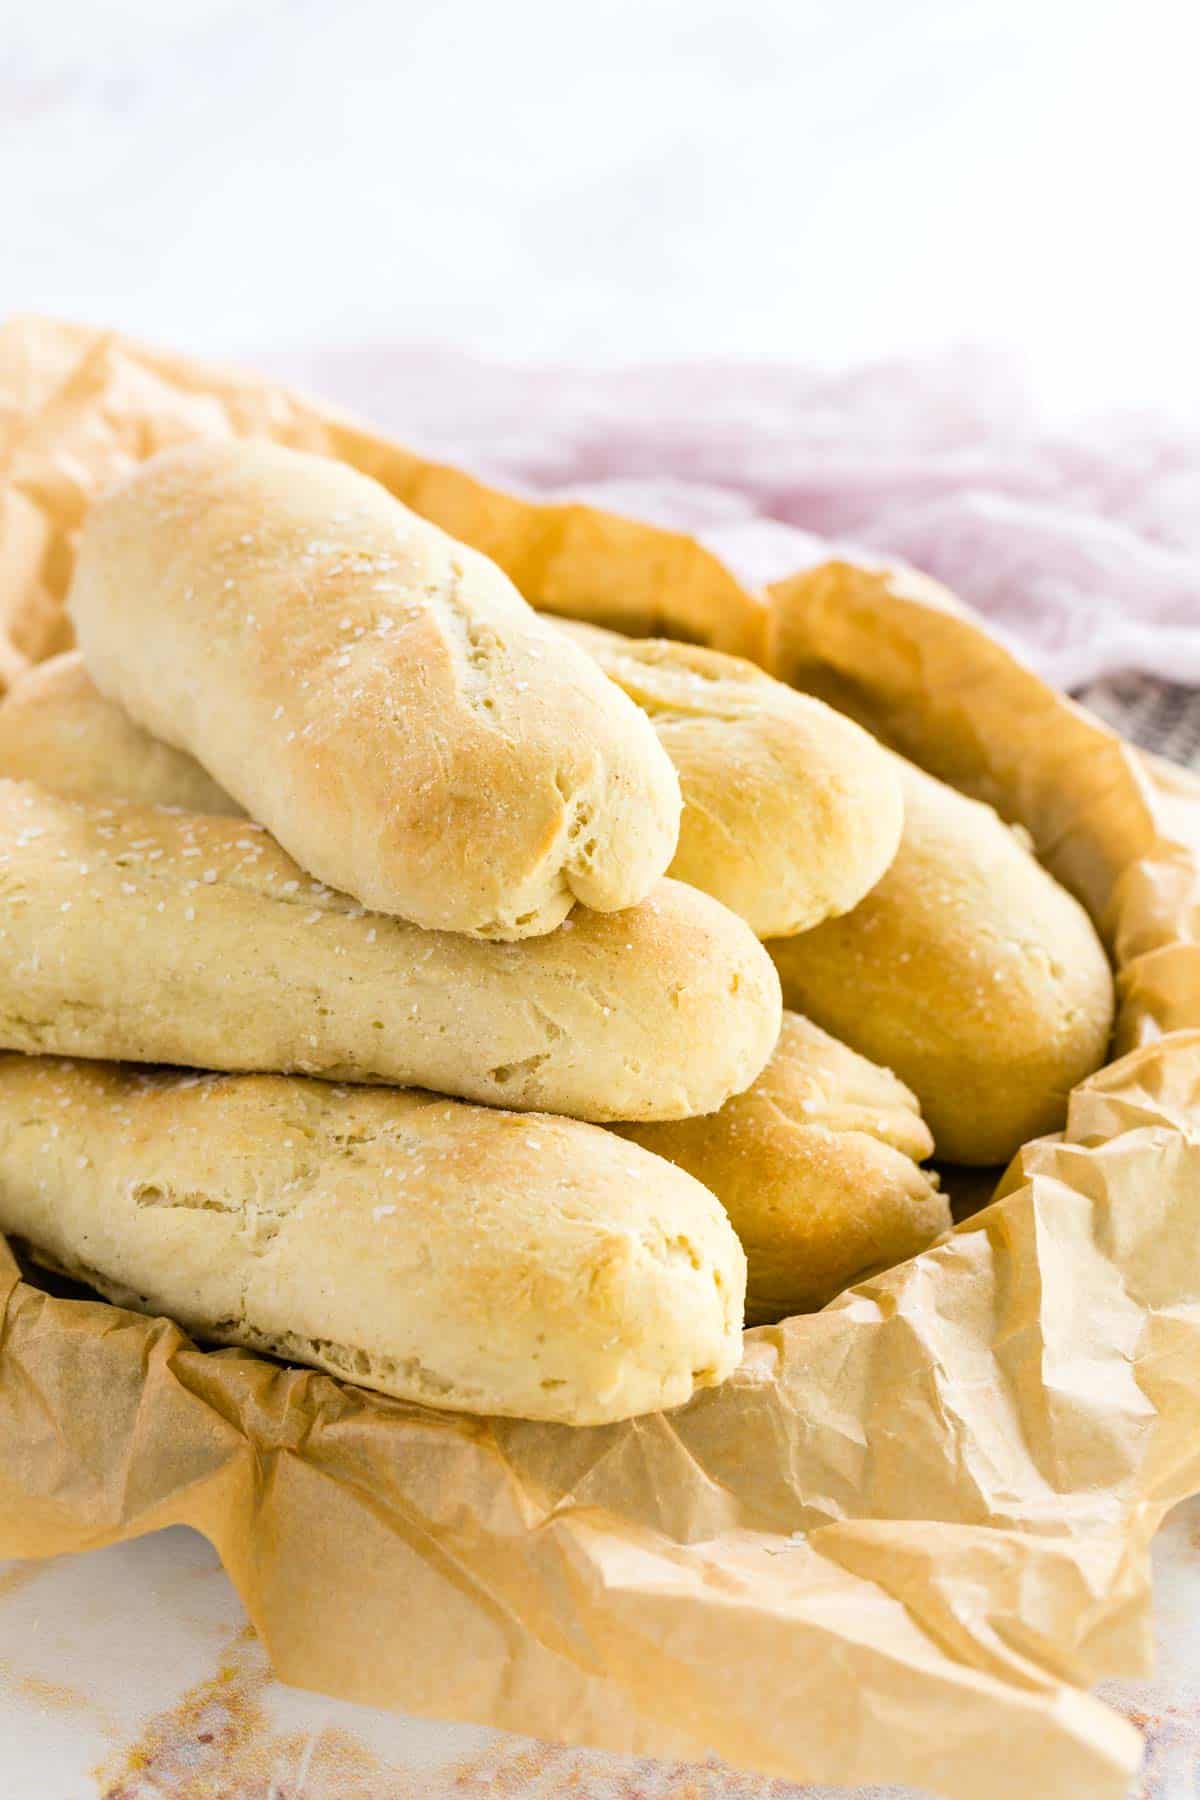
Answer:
[0,442,1115,1424]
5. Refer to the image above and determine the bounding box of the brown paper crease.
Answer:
[3,317,1200,1799]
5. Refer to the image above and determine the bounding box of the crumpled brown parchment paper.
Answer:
[3,316,1200,1800]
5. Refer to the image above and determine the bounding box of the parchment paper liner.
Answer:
[3,317,1199,1800]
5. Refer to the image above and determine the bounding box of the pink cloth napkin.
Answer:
[260,344,1200,693]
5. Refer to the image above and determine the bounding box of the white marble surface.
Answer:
[1,1500,1199,1798]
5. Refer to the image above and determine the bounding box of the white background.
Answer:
[3,0,1199,416]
